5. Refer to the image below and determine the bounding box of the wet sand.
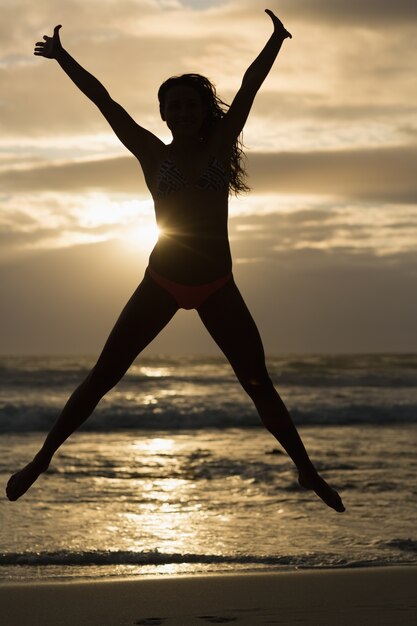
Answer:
[1,566,416,625]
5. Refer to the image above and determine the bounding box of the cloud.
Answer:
[2,145,416,204]
[2,0,415,138]
[0,155,144,193]
[0,189,156,261]
[281,0,417,26]
[1,236,416,355]
[222,0,417,27]
[229,204,417,260]
[248,145,417,203]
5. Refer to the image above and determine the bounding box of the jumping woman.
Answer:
[6,10,345,512]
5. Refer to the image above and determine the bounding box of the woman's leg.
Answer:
[6,272,179,501]
[197,279,345,512]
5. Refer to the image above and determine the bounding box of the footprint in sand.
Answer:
[197,617,237,624]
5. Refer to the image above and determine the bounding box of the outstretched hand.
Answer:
[34,24,63,59]
[265,9,292,39]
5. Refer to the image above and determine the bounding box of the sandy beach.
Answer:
[1,566,416,626]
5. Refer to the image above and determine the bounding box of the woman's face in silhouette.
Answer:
[162,85,206,139]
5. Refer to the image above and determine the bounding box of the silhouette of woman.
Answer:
[6,10,345,512]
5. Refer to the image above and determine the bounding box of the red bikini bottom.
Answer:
[146,266,233,310]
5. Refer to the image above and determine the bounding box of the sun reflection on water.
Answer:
[139,367,172,378]
[135,437,176,453]
[122,434,202,558]
[142,478,189,502]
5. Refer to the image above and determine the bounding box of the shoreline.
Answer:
[1,565,416,625]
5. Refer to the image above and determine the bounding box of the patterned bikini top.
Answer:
[156,156,229,197]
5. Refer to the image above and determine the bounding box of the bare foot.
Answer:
[6,453,50,501]
[298,470,345,513]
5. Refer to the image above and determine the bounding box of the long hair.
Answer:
[158,73,250,196]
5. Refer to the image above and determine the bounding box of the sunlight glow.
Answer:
[139,367,172,378]
[132,438,176,454]
[146,438,176,454]
[124,221,160,250]
[73,195,160,251]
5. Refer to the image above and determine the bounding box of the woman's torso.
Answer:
[141,137,234,284]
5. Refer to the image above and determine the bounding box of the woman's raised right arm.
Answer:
[34,25,163,160]
[34,25,109,103]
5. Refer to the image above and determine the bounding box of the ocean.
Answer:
[1,354,416,582]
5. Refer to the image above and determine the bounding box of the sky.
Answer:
[1,0,416,356]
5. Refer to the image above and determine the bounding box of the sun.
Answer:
[74,195,161,251]
[124,220,160,250]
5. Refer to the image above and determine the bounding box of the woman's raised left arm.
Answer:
[219,9,291,142]
[242,10,291,91]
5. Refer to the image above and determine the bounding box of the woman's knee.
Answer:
[84,364,124,396]
[238,371,274,398]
